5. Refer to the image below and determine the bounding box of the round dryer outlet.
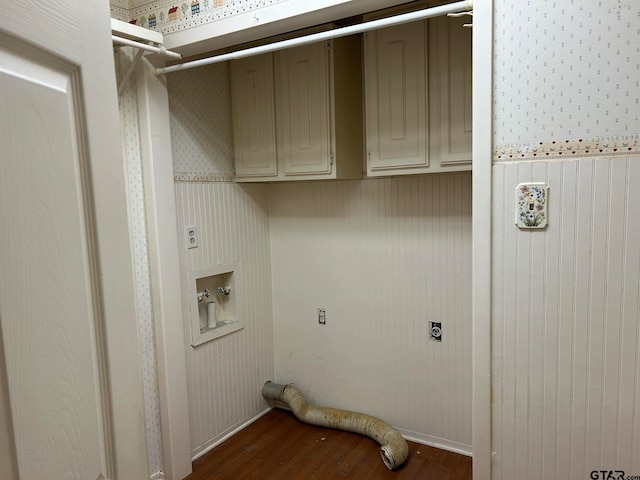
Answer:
[430,322,442,342]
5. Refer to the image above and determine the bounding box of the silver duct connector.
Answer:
[261,381,409,470]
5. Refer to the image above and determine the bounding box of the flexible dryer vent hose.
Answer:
[261,381,409,470]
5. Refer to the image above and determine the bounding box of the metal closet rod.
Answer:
[154,0,472,75]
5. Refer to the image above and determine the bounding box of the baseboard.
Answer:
[150,471,165,480]
[191,407,272,461]
[190,408,472,460]
[395,428,473,457]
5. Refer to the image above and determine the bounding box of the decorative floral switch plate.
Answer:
[516,183,548,229]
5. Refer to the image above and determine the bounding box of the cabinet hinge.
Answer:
[330,153,334,164]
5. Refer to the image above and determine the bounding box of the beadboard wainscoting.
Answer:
[491,157,640,479]
[174,182,275,458]
[269,173,473,453]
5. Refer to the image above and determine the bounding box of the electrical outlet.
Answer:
[430,322,442,342]
[318,308,326,325]
[185,226,198,249]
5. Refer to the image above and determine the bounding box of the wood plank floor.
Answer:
[185,409,472,480]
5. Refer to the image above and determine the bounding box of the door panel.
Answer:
[230,54,278,177]
[0,36,110,480]
[276,42,332,175]
[433,15,472,164]
[365,22,428,172]
[0,0,149,478]
[0,326,18,480]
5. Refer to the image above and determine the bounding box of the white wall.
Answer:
[115,49,164,476]
[169,63,235,182]
[492,158,640,478]
[492,1,640,477]
[269,174,473,453]
[113,0,640,475]
[168,58,473,454]
[169,64,275,458]
[174,182,274,457]
[111,0,475,472]
[493,1,639,147]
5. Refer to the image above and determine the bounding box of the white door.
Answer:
[0,1,149,479]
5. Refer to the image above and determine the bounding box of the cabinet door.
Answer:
[230,54,277,177]
[365,21,428,174]
[276,41,332,176]
[431,15,472,165]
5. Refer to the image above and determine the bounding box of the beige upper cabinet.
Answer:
[430,15,473,167]
[230,53,278,178]
[364,15,472,176]
[364,21,428,175]
[275,41,332,176]
[230,37,363,182]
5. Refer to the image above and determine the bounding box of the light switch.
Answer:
[516,183,548,229]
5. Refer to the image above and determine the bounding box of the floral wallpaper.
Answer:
[493,0,640,161]
[115,49,164,476]
[167,62,236,181]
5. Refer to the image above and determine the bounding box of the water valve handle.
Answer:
[197,288,211,302]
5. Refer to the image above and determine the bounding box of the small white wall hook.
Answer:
[447,11,473,18]
[447,10,473,28]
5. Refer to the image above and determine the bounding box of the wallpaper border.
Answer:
[493,135,640,162]
[110,0,287,35]
[174,173,236,182]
